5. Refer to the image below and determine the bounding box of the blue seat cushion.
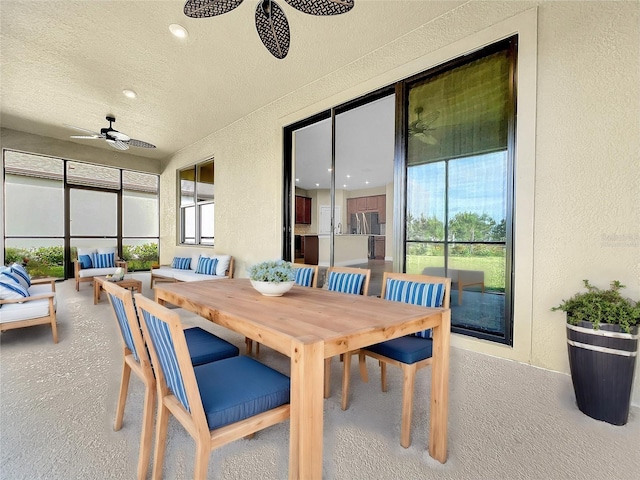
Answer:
[366,336,433,365]
[184,327,239,366]
[194,356,290,430]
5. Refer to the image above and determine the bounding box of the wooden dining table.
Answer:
[154,278,451,479]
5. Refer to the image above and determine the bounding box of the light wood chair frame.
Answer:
[245,263,319,356]
[75,257,128,291]
[323,265,371,409]
[356,272,451,447]
[134,293,290,480]
[102,280,156,480]
[0,278,58,343]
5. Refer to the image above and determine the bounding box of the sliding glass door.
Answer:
[284,36,516,344]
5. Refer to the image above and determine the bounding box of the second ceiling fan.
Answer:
[184,0,354,59]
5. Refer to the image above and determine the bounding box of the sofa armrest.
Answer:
[116,260,128,273]
[74,260,81,277]
[0,291,55,305]
[30,277,58,292]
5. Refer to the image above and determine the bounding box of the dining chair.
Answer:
[245,263,319,356]
[323,265,371,409]
[355,272,451,447]
[134,293,291,480]
[102,281,240,480]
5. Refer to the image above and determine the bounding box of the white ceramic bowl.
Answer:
[250,280,294,297]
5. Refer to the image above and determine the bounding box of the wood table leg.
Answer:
[289,338,324,480]
[429,309,450,463]
[94,280,101,305]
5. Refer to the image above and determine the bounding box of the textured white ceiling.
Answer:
[0,0,465,161]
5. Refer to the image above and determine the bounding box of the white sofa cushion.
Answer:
[173,271,227,282]
[153,267,177,279]
[189,254,230,276]
[77,247,97,258]
[0,296,56,323]
[78,267,120,278]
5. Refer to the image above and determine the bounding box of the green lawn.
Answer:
[406,255,506,291]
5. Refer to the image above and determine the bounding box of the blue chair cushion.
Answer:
[78,255,93,269]
[327,271,365,295]
[294,267,313,287]
[171,257,191,270]
[384,279,446,339]
[184,327,239,366]
[366,336,433,365]
[194,356,290,430]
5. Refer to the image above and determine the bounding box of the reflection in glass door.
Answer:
[404,40,515,342]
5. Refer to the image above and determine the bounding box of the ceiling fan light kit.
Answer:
[66,116,156,151]
[183,0,354,59]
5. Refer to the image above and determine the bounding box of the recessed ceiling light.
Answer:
[122,89,137,99]
[295,178,299,182]
[169,24,188,39]
[365,181,369,184]
[346,174,351,178]
[315,183,320,187]
[328,168,332,172]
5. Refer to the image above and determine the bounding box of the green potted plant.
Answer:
[248,260,296,297]
[552,280,639,425]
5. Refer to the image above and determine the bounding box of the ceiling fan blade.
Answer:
[70,135,102,139]
[255,0,290,59]
[64,124,102,136]
[106,139,129,151]
[184,0,244,18]
[107,130,130,142]
[128,138,157,149]
[283,0,353,16]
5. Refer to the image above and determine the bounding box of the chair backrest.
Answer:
[292,264,319,288]
[103,280,151,368]
[325,266,371,296]
[380,272,451,338]
[134,294,207,425]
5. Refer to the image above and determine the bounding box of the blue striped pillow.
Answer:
[195,256,218,276]
[327,272,365,295]
[294,267,314,287]
[140,309,190,411]
[92,252,115,269]
[384,279,446,339]
[10,263,31,287]
[0,269,28,289]
[0,275,30,300]
[171,257,191,270]
[78,255,93,269]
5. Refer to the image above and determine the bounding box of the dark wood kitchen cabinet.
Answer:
[295,195,312,224]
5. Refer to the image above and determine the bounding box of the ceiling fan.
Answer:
[183,0,354,59]
[65,116,156,151]
[408,107,440,145]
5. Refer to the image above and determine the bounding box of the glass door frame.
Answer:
[65,183,122,279]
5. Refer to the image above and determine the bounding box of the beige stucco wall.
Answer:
[159,2,640,404]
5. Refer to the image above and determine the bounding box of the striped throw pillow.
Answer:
[10,263,31,287]
[92,252,115,269]
[0,275,30,300]
[327,272,365,295]
[0,268,28,289]
[384,279,446,339]
[195,256,218,276]
[294,267,313,287]
[171,257,191,270]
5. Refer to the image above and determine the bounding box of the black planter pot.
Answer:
[566,320,638,425]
